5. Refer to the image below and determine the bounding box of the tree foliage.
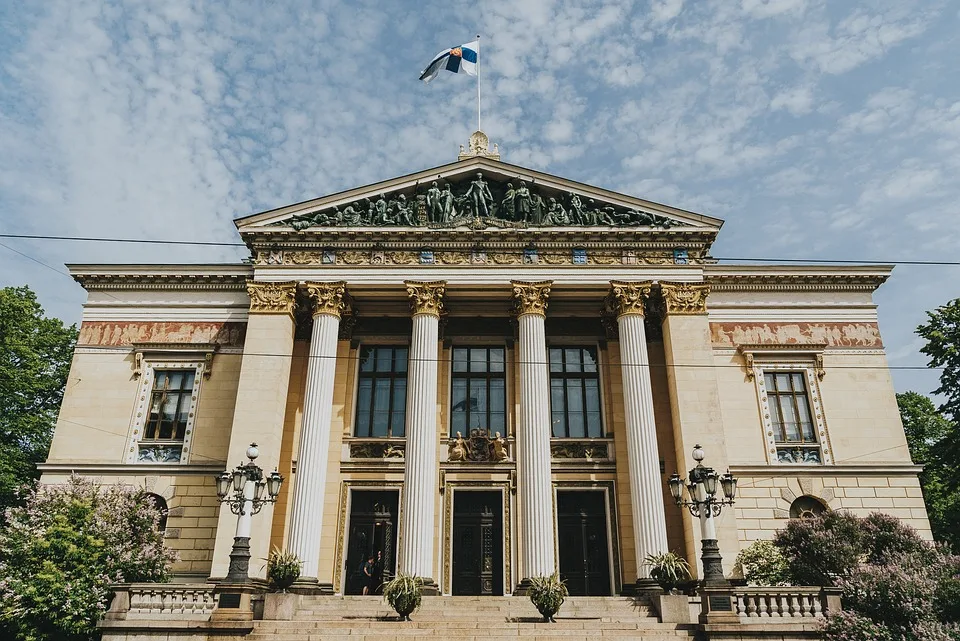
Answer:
[0,476,177,641]
[0,286,77,512]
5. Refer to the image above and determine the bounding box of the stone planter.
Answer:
[263,592,301,621]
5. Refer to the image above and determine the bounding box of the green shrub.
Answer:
[528,573,568,622]
[773,511,864,586]
[0,476,176,641]
[266,548,302,591]
[643,552,691,593]
[382,573,423,621]
[733,540,789,586]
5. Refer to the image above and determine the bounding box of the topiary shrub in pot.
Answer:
[266,547,302,592]
[382,573,423,621]
[644,552,691,594]
[528,573,568,622]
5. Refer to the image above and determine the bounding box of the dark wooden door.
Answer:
[452,491,503,596]
[344,491,398,595]
[557,491,611,596]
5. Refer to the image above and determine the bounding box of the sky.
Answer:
[0,0,957,397]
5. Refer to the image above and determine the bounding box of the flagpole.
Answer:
[476,34,481,132]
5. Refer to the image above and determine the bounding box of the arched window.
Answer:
[145,493,169,532]
[789,495,827,520]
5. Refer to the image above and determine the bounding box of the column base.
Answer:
[289,577,335,595]
[700,538,731,589]
[514,578,533,596]
[419,578,439,596]
[628,578,663,599]
[225,536,252,583]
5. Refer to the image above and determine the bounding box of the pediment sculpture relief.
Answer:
[269,173,682,230]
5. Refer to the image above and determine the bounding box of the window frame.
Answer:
[752,361,832,465]
[352,344,409,438]
[126,360,203,464]
[548,344,605,439]
[448,344,508,437]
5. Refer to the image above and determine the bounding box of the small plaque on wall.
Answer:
[708,595,733,612]
[218,593,242,609]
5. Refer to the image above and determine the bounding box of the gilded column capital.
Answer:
[304,281,347,319]
[405,281,446,317]
[511,280,552,317]
[660,281,711,315]
[609,281,654,317]
[246,281,297,316]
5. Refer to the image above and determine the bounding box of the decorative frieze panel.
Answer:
[550,441,611,461]
[349,442,405,460]
[252,248,701,267]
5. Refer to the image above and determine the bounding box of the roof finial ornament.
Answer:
[458,130,500,161]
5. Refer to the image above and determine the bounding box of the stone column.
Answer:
[659,282,739,579]
[211,281,297,579]
[511,281,556,586]
[610,281,670,586]
[397,281,445,592]
[286,282,346,591]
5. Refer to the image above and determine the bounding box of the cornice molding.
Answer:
[706,272,890,293]
[68,265,252,291]
[729,464,921,477]
[37,463,227,475]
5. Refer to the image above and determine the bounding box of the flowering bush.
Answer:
[0,475,177,641]
[733,539,789,586]
[773,510,864,587]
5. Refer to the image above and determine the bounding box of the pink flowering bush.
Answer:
[0,475,177,641]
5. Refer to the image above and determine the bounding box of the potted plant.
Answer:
[382,573,423,621]
[266,547,302,592]
[528,573,568,622]
[644,552,691,594]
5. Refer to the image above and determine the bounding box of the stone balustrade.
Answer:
[733,587,840,620]
[107,583,216,620]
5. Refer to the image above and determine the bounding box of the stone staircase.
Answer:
[246,595,698,641]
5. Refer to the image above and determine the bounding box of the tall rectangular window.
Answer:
[764,371,820,463]
[355,346,408,438]
[145,370,196,442]
[549,346,603,438]
[450,346,506,436]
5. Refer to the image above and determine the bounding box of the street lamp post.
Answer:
[215,443,284,583]
[667,444,738,588]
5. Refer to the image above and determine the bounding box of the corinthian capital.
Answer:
[660,282,710,315]
[246,281,297,316]
[405,281,446,317]
[511,280,552,317]
[304,281,347,319]
[609,281,654,317]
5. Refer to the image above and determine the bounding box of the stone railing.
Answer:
[107,583,216,620]
[734,587,840,620]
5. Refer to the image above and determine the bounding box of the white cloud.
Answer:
[770,84,816,115]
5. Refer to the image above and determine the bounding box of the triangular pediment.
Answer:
[235,157,723,234]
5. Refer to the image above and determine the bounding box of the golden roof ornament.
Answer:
[458,130,500,161]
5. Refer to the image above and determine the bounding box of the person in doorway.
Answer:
[361,551,382,595]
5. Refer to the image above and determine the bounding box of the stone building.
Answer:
[42,134,929,599]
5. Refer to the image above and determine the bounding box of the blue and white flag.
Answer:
[419,40,478,83]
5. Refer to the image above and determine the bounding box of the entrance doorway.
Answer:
[344,490,398,595]
[452,490,504,596]
[557,490,612,596]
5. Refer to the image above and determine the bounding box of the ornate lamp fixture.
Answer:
[215,443,283,582]
[667,444,737,587]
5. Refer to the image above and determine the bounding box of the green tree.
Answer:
[0,286,77,513]
[897,391,960,551]
[918,298,960,427]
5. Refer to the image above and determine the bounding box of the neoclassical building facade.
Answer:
[42,139,930,597]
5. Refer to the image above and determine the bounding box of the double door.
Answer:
[452,491,504,596]
[557,491,612,596]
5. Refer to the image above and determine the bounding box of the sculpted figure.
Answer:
[569,194,586,225]
[531,192,546,225]
[449,431,467,462]
[597,204,617,226]
[426,181,443,223]
[464,172,494,218]
[373,193,390,225]
[339,202,363,226]
[515,181,532,222]
[501,183,516,220]
[440,183,457,222]
[492,432,508,462]
[546,197,569,225]
[393,193,417,226]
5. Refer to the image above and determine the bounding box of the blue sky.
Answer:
[0,0,957,397]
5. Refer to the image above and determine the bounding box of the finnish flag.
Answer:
[419,40,478,83]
